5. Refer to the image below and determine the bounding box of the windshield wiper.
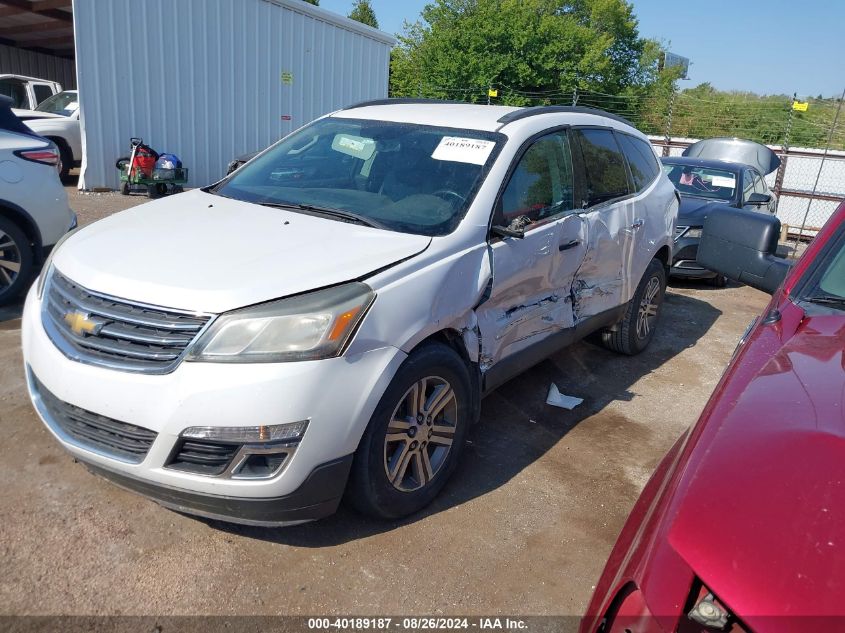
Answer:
[805,295,845,309]
[259,202,386,230]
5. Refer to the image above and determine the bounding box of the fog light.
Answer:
[688,591,729,630]
[182,421,308,443]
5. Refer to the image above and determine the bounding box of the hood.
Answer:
[677,196,728,225]
[12,108,65,121]
[668,312,845,621]
[683,137,781,175]
[53,189,431,313]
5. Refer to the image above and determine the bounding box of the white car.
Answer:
[14,90,80,180]
[22,101,677,524]
[0,96,76,305]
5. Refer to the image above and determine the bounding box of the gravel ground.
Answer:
[0,179,771,616]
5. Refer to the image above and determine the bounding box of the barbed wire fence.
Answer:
[398,81,845,238]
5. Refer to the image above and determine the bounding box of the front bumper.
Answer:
[21,284,406,523]
[84,455,353,526]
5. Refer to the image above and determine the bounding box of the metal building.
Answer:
[0,0,395,190]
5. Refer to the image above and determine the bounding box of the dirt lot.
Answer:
[0,181,770,617]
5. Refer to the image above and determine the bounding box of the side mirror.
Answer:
[746,192,772,206]
[697,207,791,295]
[491,215,532,240]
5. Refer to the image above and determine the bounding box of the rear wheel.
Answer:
[50,138,72,181]
[347,342,471,519]
[0,217,33,306]
[601,258,666,355]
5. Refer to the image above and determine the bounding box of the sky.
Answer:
[317,0,844,98]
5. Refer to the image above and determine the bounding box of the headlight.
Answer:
[36,228,77,299]
[684,227,703,239]
[187,282,375,363]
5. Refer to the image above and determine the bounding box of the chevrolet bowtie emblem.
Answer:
[64,311,104,337]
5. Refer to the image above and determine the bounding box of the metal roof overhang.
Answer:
[0,0,73,60]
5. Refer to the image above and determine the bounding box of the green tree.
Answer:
[301,0,319,5]
[390,0,660,105]
[349,0,379,28]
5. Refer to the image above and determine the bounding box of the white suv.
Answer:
[22,100,677,524]
[0,96,76,305]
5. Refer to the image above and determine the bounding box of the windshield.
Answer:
[213,117,502,236]
[815,235,845,304]
[663,163,737,202]
[35,91,78,116]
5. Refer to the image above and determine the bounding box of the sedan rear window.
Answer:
[213,118,503,236]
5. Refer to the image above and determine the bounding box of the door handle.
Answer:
[559,239,580,251]
[631,219,645,229]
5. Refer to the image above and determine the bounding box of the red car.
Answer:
[582,200,845,633]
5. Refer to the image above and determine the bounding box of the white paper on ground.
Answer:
[431,136,496,165]
[546,383,584,410]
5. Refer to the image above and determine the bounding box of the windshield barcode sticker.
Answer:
[710,175,736,188]
[432,137,495,165]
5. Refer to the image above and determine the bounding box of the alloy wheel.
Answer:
[0,228,22,292]
[636,276,661,340]
[383,376,458,493]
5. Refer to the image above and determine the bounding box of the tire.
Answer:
[347,342,472,519]
[708,273,728,288]
[0,217,34,306]
[601,258,666,356]
[50,138,72,181]
[120,181,130,196]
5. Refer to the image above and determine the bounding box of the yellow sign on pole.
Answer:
[488,88,498,98]
[792,101,809,112]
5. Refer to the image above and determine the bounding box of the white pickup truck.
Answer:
[0,74,61,110]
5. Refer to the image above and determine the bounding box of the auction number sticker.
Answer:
[432,137,495,165]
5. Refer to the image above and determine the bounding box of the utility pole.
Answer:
[793,85,845,257]
[773,92,796,200]
[662,83,677,157]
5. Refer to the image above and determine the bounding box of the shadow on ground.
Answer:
[204,289,722,546]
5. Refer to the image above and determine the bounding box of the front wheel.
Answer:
[0,217,34,306]
[601,258,666,355]
[347,343,471,519]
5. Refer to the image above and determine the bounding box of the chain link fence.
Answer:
[403,83,845,237]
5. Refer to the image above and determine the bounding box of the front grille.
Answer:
[166,439,240,476]
[42,271,213,374]
[33,374,157,463]
[674,225,688,240]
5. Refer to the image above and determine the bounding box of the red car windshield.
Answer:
[797,221,845,309]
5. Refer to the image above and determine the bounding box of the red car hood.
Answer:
[668,310,845,621]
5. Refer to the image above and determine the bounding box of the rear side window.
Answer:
[32,84,54,106]
[575,128,630,206]
[0,79,27,109]
[618,134,660,192]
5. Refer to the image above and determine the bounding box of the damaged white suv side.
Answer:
[22,100,677,525]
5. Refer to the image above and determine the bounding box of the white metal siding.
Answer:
[73,0,394,190]
[0,44,76,89]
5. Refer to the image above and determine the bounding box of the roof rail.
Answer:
[497,105,636,128]
[343,97,468,110]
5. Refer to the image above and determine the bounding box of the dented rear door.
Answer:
[569,128,636,320]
